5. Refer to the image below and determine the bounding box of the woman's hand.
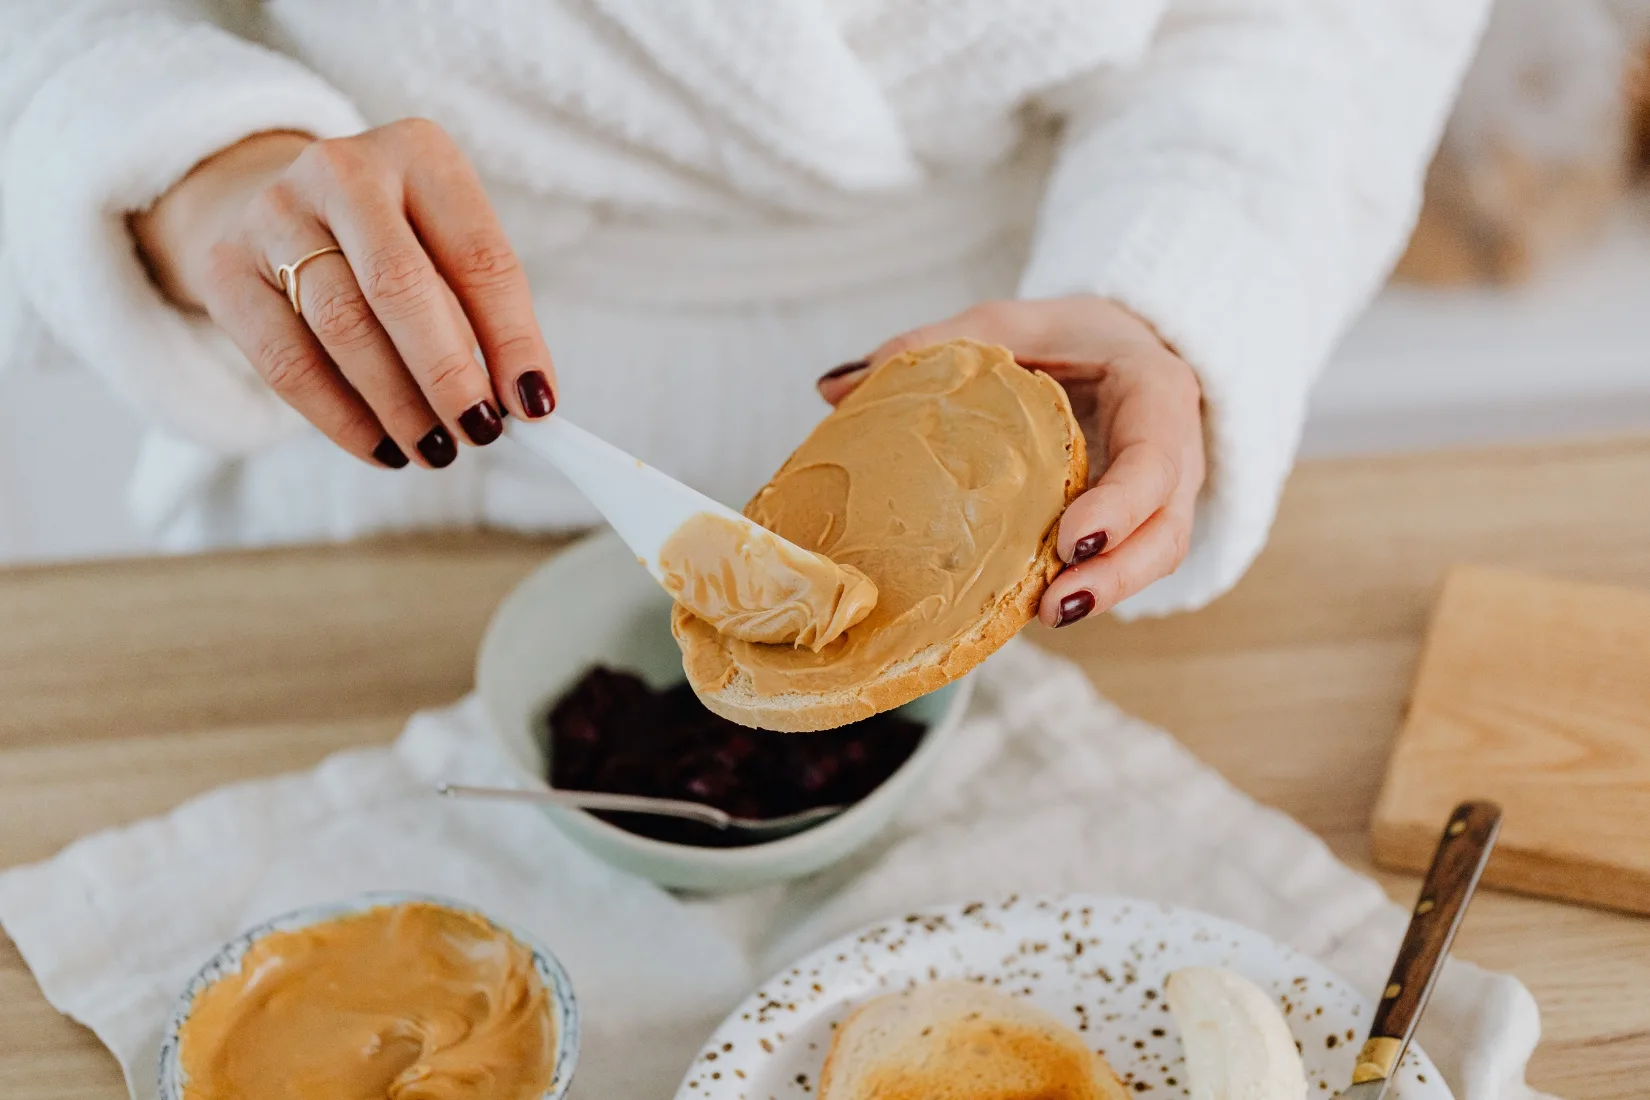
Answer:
[818,296,1206,628]
[131,122,557,470]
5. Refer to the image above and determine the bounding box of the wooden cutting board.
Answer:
[1372,564,1650,914]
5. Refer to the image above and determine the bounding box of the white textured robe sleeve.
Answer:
[1020,0,1491,618]
[0,1,365,452]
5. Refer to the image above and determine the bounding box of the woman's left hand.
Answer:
[818,296,1206,628]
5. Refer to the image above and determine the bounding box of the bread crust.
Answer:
[672,344,1086,732]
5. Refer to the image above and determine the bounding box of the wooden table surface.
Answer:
[3,438,1649,1099]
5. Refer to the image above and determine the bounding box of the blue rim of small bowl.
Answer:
[157,891,579,1100]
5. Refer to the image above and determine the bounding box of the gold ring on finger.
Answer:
[274,245,345,318]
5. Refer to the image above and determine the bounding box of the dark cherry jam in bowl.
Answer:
[546,666,927,848]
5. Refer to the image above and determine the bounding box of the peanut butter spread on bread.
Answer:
[674,339,1076,699]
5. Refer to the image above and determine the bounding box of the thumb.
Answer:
[815,314,989,405]
[815,358,871,406]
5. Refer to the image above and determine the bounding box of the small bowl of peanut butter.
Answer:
[157,893,579,1100]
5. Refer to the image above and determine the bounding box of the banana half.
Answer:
[1166,966,1308,1100]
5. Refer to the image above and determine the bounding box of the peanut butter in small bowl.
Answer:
[158,894,578,1100]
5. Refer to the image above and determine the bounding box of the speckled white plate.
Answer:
[676,895,1450,1100]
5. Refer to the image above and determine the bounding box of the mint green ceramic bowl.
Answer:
[475,529,972,893]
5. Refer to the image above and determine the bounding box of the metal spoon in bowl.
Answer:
[435,782,845,842]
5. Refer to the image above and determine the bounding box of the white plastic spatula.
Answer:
[504,416,788,583]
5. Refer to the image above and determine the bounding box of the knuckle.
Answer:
[1149,442,1182,492]
[257,335,327,398]
[307,285,379,348]
[392,116,449,148]
[449,234,522,289]
[1080,481,1126,525]
[1172,524,1192,563]
[299,137,397,197]
[1186,446,1209,492]
[1102,473,1155,521]
[361,245,436,314]
[301,137,367,182]
[487,331,540,366]
[963,299,1015,331]
[882,332,926,358]
[1158,356,1204,407]
[971,298,1049,346]
[381,391,435,430]
[422,351,480,399]
[1092,567,1129,611]
[333,413,385,454]
[249,180,305,227]
[202,240,246,287]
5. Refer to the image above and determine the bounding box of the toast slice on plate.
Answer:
[819,981,1130,1100]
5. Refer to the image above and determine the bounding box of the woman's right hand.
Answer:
[131,121,557,469]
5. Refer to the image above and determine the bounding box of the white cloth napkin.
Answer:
[0,640,1551,1100]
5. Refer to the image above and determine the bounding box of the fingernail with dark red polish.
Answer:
[817,359,869,386]
[516,371,555,418]
[1071,531,1108,564]
[1055,590,1095,628]
[372,436,409,469]
[458,401,503,446]
[418,425,457,468]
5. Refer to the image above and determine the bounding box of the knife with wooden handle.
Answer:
[1335,800,1502,1100]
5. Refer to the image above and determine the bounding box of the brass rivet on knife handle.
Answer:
[1352,1037,1404,1084]
[1359,800,1502,1083]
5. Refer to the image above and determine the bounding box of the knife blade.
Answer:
[1331,800,1501,1099]
[1334,1082,1393,1100]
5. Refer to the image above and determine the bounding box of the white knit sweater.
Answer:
[0,0,1488,616]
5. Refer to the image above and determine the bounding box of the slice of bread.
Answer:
[672,340,1086,732]
[819,981,1131,1100]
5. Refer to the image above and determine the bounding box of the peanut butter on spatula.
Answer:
[658,512,877,651]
